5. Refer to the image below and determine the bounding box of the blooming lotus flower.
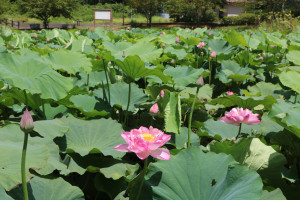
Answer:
[150,103,159,116]
[160,90,165,98]
[197,42,205,48]
[259,56,263,60]
[20,109,34,131]
[220,108,260,126]
[210,51,216,58]
[162,43,166,48]
[114,126,171,160]
[176,37,180,43]
[196,75,204,86]
[33,33,37,38]
[227,91,234,95]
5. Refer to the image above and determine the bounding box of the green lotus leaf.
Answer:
[244,82,282,97]
[0,187,13,200]
[159,34,177,44]
[134,147,263,200]
[280,71,300,94]
[59,116,125,158]
[8,177,84,200]
[0,53,73,101]
[94,174,127,199]
[268,101,300,139]
[261,189,286,200]
[70,35,93,53]
[224,30,248,47]
[180,37,201,46]
[164,66,204,86]
[208,138,286,184]
[0,124,49,190]
[44,50,92,74]
[208,39,235,55]
[94,82,148,112]
[103,41,163,63]
[164,46,188,60]
[69,94,110,117]
[34,119,69,140]
[287,50,300,65]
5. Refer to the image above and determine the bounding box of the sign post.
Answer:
[93,9,113,26]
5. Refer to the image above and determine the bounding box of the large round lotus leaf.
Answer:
[44,50,92,74]
[93,82,148,112]
[279,71,300,94]
[141,147,263,200]
[8,177,84,200]
[287,50,300,65]
[224,30,248,47]
[262,189,286,200]
[59,116,125,158]
[163,66,204,86]
[208,39,234,55]
[34,119,69,140]
[164,46,188,60]
[0,53,73,101]
[103,41,163,63]
[0,124,49,190]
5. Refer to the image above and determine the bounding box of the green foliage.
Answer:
[222,13,258,25]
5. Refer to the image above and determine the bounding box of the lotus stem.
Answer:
[209,59,212,86]
[188,86,200,147]
[21,131,29,200]
[103,59,111,104]
[236,123,242,139]
[135,158,148,200]
[125,82,131,125]
[294,92,298,104]
[86,74,90,89]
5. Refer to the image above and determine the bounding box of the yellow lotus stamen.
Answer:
[142,133,154,142]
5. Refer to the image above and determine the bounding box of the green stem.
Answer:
[135,158,148,200]
[103,60,111,104]
[21,131,29,200]
[42,99,46,120]
[236,123,242,139]
[188,86,200,147]
[209,59,212,86]
[124,82,131,125]
[86,74,90,89]
[294,92,298,104]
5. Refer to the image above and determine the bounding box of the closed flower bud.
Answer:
[33,33,37,38]
[162,43,166,48]
[46,38,50,42]
[171,59,175,64]
[210,51,216,58]
[160,90,165,98]
[176,37,180,43]
[122,51,126,58]
[150,103,159,116]
[20,109,34,131]
[259,56,263,60]
[197,42,205,48]
[196,75,204,86]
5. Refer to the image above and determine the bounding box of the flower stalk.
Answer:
[188,84,201,147]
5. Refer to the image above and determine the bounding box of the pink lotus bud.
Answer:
[196,75,204,86]
[270,44,274,48]
[160,90,165,98]
[162,43,166,48]
[227,91,234,95]
[160,33,162,36]
[209,32,212,36]
[11,43,14,47]
[210,51,216,58]
[11,48,14,52]
[150,103,159,116]
[250,31,253,35]
[46,38,50,42]
[126,27,131,30]
[176,37,180,43]
[66,42,70,47]
[33,33,37,38]
[162,31,165,34]
[171,59,175,64]
[122,51,125,58]
[197,42,205,48]
[259,56,263,60]
[220,107,260,126]
[20,109,34,131]
[114,126,171,160]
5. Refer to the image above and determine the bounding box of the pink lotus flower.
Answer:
[176,37,180,43]
[171,59,175,64]
[66,42,70,47]
[150,103,159,116]
[114,126,171,160]
[20,109,34,131]
[46,38,50,42]
[227,91,234,95]
[160,33,162,36]
[250,31,253,35]
[11,48,14,52]
[210,51,216,58]
[162,43,166,48]
[259,56,263,60]
[160,90,165,98]
[220,108,260,126]
[126,27,131,30]
[196,75,204,86]
[208,32,212,36]
[270,44,274,48]
[11,43,14,47]
[33,33,37,38]
[197,42,205,48]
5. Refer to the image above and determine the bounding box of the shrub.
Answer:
[221,13,258,25]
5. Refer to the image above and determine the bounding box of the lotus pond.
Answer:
[0,26,300,199]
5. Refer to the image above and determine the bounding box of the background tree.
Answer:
[0,0,9,17]
[129,0,165,27]
[18,0,81,28]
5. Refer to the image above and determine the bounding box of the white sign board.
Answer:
[95,10,111,20]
